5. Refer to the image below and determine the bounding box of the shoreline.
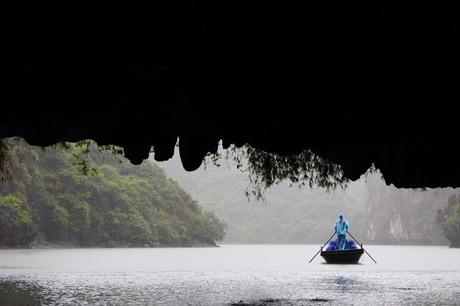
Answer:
[0,238,218,249]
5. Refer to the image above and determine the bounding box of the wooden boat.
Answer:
[320,239,364,264]
[320,247,364,264]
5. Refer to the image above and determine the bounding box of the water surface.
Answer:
[1,244,459,305]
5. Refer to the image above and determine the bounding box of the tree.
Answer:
[1,138,351,202]
[438,194,460,247]
[0,195,35,246]
[0,139,227,247]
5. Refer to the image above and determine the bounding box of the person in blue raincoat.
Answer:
[334,215,349,250]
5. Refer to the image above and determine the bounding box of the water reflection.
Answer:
[335,276,350,293]
[0,280,43,305]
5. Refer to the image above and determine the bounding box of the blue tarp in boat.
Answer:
[325,239,358,251]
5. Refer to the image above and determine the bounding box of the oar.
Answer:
[308,232,336,263]
[347,231,377,264]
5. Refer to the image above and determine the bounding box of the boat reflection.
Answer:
[335,276,350,292]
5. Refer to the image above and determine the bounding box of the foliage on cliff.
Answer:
[0,138,226,248]
[437,194,460,248]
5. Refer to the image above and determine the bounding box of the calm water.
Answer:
[0,244,459,305]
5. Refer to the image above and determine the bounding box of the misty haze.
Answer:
[156,147,451,247]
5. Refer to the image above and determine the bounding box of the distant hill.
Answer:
[156,147,453,245]
[0,139,226,248]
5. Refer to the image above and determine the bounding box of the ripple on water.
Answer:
[1,266,460,305]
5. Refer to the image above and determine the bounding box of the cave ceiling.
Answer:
[1,3,459,189]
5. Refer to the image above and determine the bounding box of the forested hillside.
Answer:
[0,139,226,248]
[157,146,455,246]
[436,194,460,247]
[1,137,458,248]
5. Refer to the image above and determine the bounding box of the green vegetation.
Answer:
[1,137,351,203]
[0,138,225,248]
[214,145,350,202]
[1,137,457,247]
[437,194,460,247]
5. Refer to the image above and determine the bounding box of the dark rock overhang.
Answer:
[1,2,459,189]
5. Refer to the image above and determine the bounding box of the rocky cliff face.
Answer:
[364,175,450,245]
